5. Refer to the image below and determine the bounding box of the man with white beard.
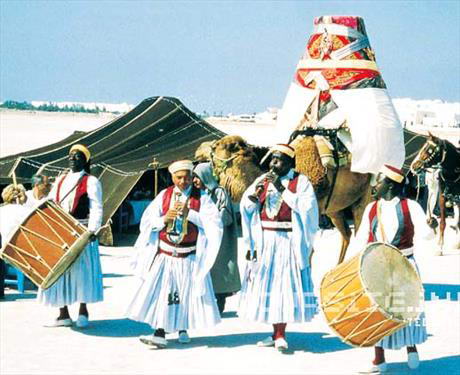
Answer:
[24,174,51,208]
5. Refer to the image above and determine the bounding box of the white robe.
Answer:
[277,83,405,174]
[127,185,223,332]
[0,204,31,245]
[238,169,319,323]
[37,170,104,307]
[24,190,47,209]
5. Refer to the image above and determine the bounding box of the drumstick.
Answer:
[12,171,18,187]
[12,171,20,204]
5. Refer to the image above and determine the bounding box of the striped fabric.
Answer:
[377,256,427,349]
[37,241,104,307]
[238,230,318,324]
[126,253,220,332]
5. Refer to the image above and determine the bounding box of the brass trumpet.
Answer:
[168,192,186,235]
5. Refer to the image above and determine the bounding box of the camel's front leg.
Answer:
[327,211,351,264]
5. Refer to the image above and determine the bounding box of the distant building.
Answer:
[393,98,460,128]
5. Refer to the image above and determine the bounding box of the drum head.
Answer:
[361,242,423,321]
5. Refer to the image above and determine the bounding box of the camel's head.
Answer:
[195,135,262,202]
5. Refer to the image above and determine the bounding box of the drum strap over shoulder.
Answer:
[56,173,87,205]
[56,173,90,219]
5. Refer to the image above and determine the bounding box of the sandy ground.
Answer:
[0,110,279,159]
[0,110,119,157]
[1,224,459,375]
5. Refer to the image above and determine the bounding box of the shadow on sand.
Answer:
[423,283,460,301]
[73,322,350,354]
[381,355,460,374]
[71,318,152,337]
[162,331,350,353]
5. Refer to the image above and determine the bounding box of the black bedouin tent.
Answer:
[0,93,429,225]
[0,96,226,225]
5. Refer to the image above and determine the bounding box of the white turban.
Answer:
[168,160,194,174]
[270,144,296,159]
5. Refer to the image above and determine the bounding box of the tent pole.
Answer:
[151,158,159,197]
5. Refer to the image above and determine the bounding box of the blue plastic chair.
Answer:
[5,265,25,293]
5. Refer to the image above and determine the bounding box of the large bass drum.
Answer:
[0,200,91,290]
[320,242,423,347]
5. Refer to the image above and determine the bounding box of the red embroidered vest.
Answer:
[259,172,299,223]
[367,198,414,250]
[56,174,90,220]
[159,186,201,247]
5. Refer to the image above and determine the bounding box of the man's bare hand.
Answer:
[175,202,189,217]
[164,209,179,223]
[265,173,284,192]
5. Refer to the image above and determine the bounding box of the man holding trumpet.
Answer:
[127,160,223,348]
[238,144,319,352]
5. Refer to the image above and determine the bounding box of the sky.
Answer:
[1,0,459,114]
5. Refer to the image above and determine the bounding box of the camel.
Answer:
[195,134,372,263]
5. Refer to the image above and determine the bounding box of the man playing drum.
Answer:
[238,144,319,352]
[127,160,223,348]
[354,164,434,373]
[38,144,104,329]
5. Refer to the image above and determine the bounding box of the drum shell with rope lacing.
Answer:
[320,242,423,347]
[0,199,92,289]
